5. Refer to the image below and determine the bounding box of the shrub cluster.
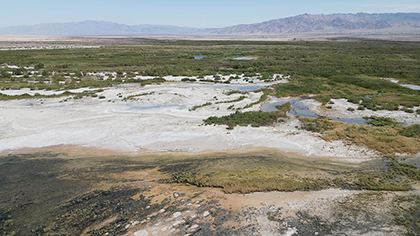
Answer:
[204,110,287,130]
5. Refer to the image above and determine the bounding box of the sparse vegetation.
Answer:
[226,90,249,95]
[392,194,420,235]
[243,89,271,109]
[190,102,212,111]
[215,95,247,104]
[123,91,155,101]
[0,89,102,101]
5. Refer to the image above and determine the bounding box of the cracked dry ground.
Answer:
[0,152,419,236]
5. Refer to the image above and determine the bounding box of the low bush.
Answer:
[204,110,286,129]
[365,116,399,127]
[398,124,420,138]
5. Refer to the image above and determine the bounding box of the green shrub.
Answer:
[204,110,286,129]
[402,107,414,113]
[398,124,420,138]
[365,116,398,127]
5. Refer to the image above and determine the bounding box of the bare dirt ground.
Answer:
[1,150,418,236]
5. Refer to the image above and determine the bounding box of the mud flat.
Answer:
[1,150,419,236]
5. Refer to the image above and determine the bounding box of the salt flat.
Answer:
[0,82,379,162]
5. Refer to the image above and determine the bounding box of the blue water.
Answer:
[331,117,369,125]
[115,103,187,111]
[215,84,263,91]
[233,57,256,60]
[187,84,263,92]
[261,98,371,125]
[400,84,420,90]
[194,56,206,59]
[261,98,415,126]
[261,98,317,118]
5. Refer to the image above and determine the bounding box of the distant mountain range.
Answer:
[206,13,420,35]
[1,13,419,36]
[0,20,197,36]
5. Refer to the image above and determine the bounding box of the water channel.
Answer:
[261,98,376,126]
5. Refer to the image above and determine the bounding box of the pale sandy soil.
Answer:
[0,82,379,162]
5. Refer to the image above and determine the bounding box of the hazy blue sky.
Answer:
[1,0,420,28]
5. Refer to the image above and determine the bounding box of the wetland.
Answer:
[1,36,420,235]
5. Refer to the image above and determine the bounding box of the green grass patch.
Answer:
[204,110,287,130]
[398,124,420,138]
[365,116,399,127]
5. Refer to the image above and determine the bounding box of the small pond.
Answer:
[112,103,187,111]
[261,98,317,118]
[233,57,256,60]
[186,84,264,92]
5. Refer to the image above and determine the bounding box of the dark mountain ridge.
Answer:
[206,13,420,35]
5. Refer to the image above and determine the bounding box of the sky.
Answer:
[1,0,420,28]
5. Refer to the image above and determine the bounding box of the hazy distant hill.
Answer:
[0,20,198,36]
[1,13,419,36]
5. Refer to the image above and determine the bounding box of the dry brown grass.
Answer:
[300,118,420,155]
[322,124,420,155]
